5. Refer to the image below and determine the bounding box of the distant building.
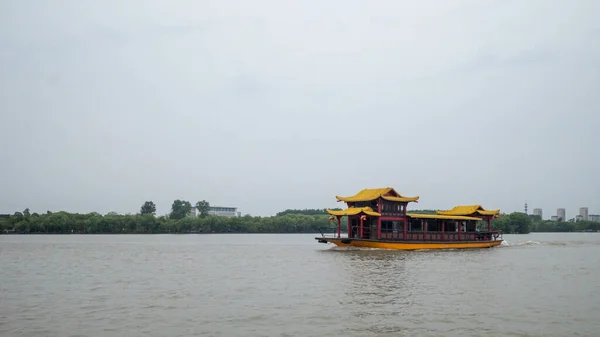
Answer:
[557,208,566,222]
[188,207,199,217]
[188,206,241,218]
[533,208,543,219]
[579,207,589,221]
[589,214,600,222]
[576,215,583,222]
[208,206,240,218]
[550,215,559,222]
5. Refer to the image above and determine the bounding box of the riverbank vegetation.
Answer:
[0,202,598,234]
[0,210,334,234]
[487,212,600,234]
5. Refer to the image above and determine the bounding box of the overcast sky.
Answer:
[1,0,599,218]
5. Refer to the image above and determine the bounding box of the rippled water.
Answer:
[1,233,599,336]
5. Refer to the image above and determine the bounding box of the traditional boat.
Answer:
[315,187,503,250]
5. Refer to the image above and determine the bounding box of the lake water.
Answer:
[1,233,599,337]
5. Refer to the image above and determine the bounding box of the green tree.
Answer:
[170,199,192,220]
[275,208,347,216]
[23,208,31,217]
[140,201,157,215]
[492,212,532,234]
[12,211,24,222]
[508,212,532,234]
[195,200,210,218]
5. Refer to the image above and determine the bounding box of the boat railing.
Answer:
[318,228,347,238]
[379,230,502,241]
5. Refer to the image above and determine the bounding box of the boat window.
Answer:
[465,220,477,232]
[427,219,442,231]
[410,219,423,232]
[352,201,374,209]
[445,221,457,232]
[382,201,404,214]
[381,220,393,233]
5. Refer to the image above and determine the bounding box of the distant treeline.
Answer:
[276,208,439,216]
[1,207,598,235]
[276,208,339,216]
[407,209,437,214]
[0,211,337,234]
[487,213,600,234]
[531,219,600,233]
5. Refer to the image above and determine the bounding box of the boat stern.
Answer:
[315,236,353,246]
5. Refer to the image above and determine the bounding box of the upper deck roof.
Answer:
[436,205,500,216]
[326,207,381,217]
[335,187,419,203]
[406,213,482,221]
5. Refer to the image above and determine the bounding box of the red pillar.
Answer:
[377,199,382,239]
[337,216,341,238]
[403,203,408,240]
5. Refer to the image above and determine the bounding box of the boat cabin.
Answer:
[326,187,500,242]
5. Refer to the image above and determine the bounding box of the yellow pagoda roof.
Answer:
[436,205,500,216]
[326,207,381,217]
[406,213,482,221]
[335,187,419,203]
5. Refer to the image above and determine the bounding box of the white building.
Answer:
[550,215,559,222]
[188,207,199,217]
[188,206,241,218]
[579,207,589,221]
[208,206,240,218]
[557,208,566,222]
[589,214,600,222]
[533,208,543,219]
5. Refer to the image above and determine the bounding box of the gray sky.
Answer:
[1,0,599,218]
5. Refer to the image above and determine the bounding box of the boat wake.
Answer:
[501,240,572,247]
[501,240,540,247]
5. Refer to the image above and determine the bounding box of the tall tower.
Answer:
[524,202,528,215]
[579,207,589,221]
[557,208,566,222]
